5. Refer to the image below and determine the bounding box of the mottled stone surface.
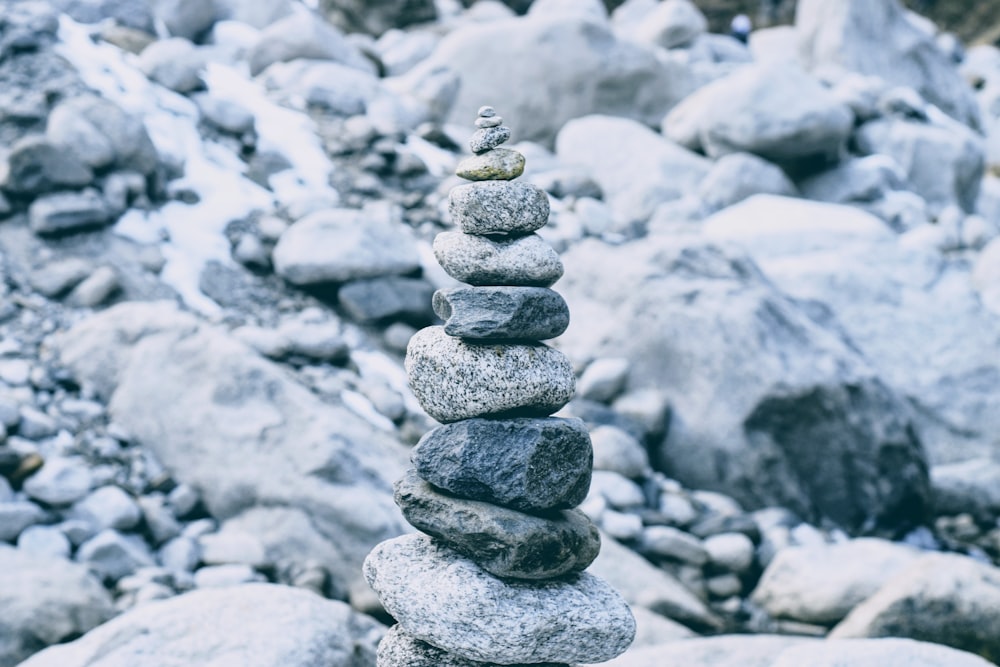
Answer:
[405,326,575,422]
[412,417,592,512]
[470,125,511,154]
[377,625,571,667]
[395,469,599,579]
[456,148,525,181]
[364,534,636,664]
[433,232,563,287]
[433,286,569,340]
[449,181,550,236]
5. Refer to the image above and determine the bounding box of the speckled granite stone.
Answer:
[469,125,511,154]
[377,625,573,667]
[433,232,563,287]
[412,417,592,512]
[404,326,574,423]
[394,469,599,579]
[448,181,550,236]
[456,148,525,181]
[363,534,636,665]
[433,286,569,341]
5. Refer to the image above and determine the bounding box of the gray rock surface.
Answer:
[0,502,46,542]
[18,583,384,667]
[47,94,158,174]
[248,7,375,76]
[433,286,569,340]
[772,638,998,667]
[0,545,113,667]
[405,326,575,422]
[631,0,706,49]
[697,152,797,213]
[273,206,421,285]
[798,155,906,205]
[751,538,922,625]
[831,552,1000,660]
[412,417,592,511]
[75,529,156,582]
[378,625,569,667]
[29,190,112,236]
[1,135,93,195]
[70,485,142,531]
[364,533,635,664]
[147,0,217,40]
[590,424,650,479]
[456,148,525,181]
[320,0,436,36]
[338,276,434,324]
[23,457,93,506]
[394,469,599,579]
[138,37,206,93]
[931,458,1000,520]
[604,635,813,667]
[433,231,563,287]
[448,181,550,236]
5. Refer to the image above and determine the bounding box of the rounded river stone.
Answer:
[433,286,569,341]
[433,231,563,287]
[363,534,636,665]
[394,469,600,580]
[470,125,511,154]
[405,326,575,423]
[456,148,525,181]
[448,181,550,236]
[412,417,592,512]
[377,625,572,667]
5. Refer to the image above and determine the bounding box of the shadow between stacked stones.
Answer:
[363,107,636,667]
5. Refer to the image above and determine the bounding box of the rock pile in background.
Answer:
[365,108,635,665]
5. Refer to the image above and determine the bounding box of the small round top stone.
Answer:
[478,106,497,118]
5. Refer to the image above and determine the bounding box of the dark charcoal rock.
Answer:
[433,286,569,341]
[448,181,549,236]
[1,136,93,195]
[320,0,436,36]
[378,624,571,667]
[394,469,600,580]
[338,276,435,324]
[29,190,112,235]
[412,417,592,512]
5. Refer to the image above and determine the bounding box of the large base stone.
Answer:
[405,326,575,423]
[412,417,592,512]
[395,469,599,580]
[364,534,636,665]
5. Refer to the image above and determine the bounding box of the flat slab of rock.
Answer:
[449,181,550,236]
[364,534,636,665]
[433,286,569,340]
[378,625,571,667]
[412,416,591,512]
[395,469,599,580]
[29,190,112,235]
[405,326,575,422]
[456,148,525,181]
[433,231,563,287]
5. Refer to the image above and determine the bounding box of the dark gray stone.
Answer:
[470,126,511,155]
[448,181,550,236]
[29,190,112,235]
[378,625,571,667]
[433,231,563,287]
[338,276,434,324]
[395,469,600,580]
[433,286,569,340]
[1,136,93,195]
[320,0,436,36]
[412,417,591,512]
[47,94,160,175]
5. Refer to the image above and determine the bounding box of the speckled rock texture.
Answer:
[456,148,525,181]
[470,125,512,154]
[448,181,550,236]
[363,534,636,665]
[394,469,600,580]
[405,326,575,423]
[433,286,569,340]
[377,625,572,667]
[411,417,592,512]
[433,232,563,287]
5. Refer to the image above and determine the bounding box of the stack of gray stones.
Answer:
[363,107,637,667]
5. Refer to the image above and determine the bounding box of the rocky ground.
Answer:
[1,0,1000,666]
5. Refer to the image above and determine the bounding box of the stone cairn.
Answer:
[363,107,636,666]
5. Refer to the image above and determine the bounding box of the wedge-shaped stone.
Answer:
[433,286,569,340]
[456,148,525,181]
[364,534,636,665]
[395,469,599,580]
[377,625,571,667]
[448,181,549,236]
[433,232,563,287]
[412,417,591,512]
[405,326,574,422]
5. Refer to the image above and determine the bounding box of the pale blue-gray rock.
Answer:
[433,231,563,287]
[29,190,112,236]
[405,326,575,422]
[469,125,511,154]
[47,94,158,174]
[378,625,570,667]
[147,0,217,40]
[0,501,46,542]
[248,8,376,76]
[75,529,156,582]
[772,638,998,667]
[394,469,600,580]
[412,417,592,511]
[17,525,71,560]
[630,0,706,49]
[931,458,1000,520]
[69,485,142,531]
[260,59,381,117]
[1,136,93,195]
[364,534,635,664]
[23,457,93,506]
[137,37,207,94]
[639,525,708,566]
[448,181,550,236]
[17,583,384,667]
[798,155,906,205]
[697,152,796,213]
[338,276,434,324]
[433,286,569,340]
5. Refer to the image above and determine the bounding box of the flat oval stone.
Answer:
[377,625,573,667]
[456,148,525,181]
[470,125,511,154]
[412,417,592,512]
[394,469,600,580]
[363,534,636,665]
[449,181,550,236]
[405,326,575,423]
[433,287,569,340]
[433,232,563,287]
